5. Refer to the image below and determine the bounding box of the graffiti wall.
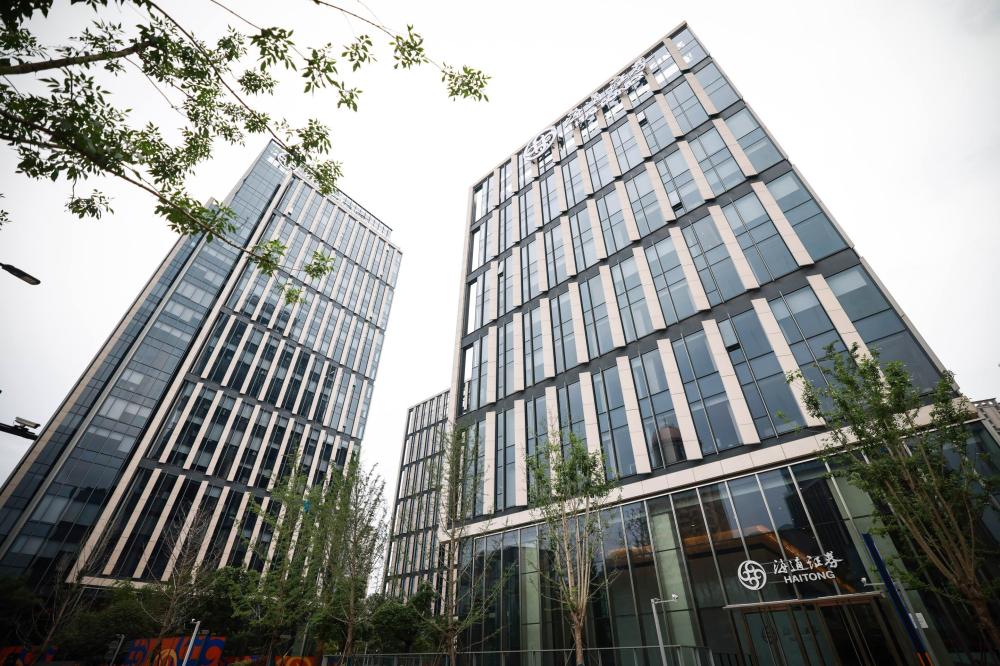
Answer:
[0,646,56,666]
[121,635,225,666]
[274,657,314,666]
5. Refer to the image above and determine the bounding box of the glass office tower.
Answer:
[0,141,401,587]
[383,390,449,599]
[450,22,999,665]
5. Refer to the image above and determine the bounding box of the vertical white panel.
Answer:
[669,226,711,312]
[702,319,760,445]
[599,264,627,349]
[750,181,813,267]
[616,356,652,474]
[483,411,496,515]
[632,246,666,331]
[708,205,759,291]
[614,180,642,243]
[568,281,590,365]
[577,372,603,456]
[751,298,824,428]
[539,297,555,379]
[806,274,871,355]
[678,141,715,202]
[514,399,528,506]
[656,338,703,461]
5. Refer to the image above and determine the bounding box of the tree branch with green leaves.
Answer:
[0,0,488,302]
[527,431,620,666]
[789,343,1000,653]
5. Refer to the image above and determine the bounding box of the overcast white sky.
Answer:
[1,0,998,497]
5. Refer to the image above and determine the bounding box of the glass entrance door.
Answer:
[733,597,912,666]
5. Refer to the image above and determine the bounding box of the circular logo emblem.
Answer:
[523,126,556,161]
[738,560,767,590]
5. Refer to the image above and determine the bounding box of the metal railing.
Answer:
[338,645,720,666]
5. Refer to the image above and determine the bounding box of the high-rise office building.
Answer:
[0,141,401,587]
[383,390,449,599]
[450,22,999,663]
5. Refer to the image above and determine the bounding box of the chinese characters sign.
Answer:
[522,58,649,161]
[737,551,844,590]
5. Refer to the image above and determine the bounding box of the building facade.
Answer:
[449,23,999,665]
[0,141,401,587]
[383,390,449,599]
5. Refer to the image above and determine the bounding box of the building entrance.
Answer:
[728,593,913,666]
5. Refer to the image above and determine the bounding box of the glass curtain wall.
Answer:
[461,448,999,664]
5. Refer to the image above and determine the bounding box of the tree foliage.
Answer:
[792,344,1000,653]
[246,452,387,662]
[527,432,619,666]
[0,0,488,300]
[367,583,438,654]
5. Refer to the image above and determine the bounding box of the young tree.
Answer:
[248,451,388,662]
[248,463,317,664]
[0,0,487,301]
[527,432,619,666]
[312,456,387,662]
[431,425,507,665]
[368,583,437,654]
[55,583,158,664]
[791,345,1000,652]
[15,523,120,663]
[136,506,222,666]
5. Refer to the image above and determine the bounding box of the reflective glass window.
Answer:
[550,291,577,374]
[611,257,653,343]
[592,366,636,478]
[694,62,737,111]
[672,330,741,455]
[725,108,781,172]
[664,81,708,133]
[596,189,629,255]
[580,274,614,358]
[645,236,697,325]
[721,191,797,284]
[637,101,673,154]
[630,349,685,468]
[720,309,803,439]
[586,139,614,190]
[689,128,743,195]
[624,170,666,236]
[523,305,544,387]
[569,209,598,270]
[766,172,846,261]
[610,122,643,172]
[827,266,939,390]
[683,214,744,305]
[657,150,703,215]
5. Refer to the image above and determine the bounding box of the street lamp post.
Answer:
[180,619,202,666]
[651,594,680,666]
[0,262,41,285]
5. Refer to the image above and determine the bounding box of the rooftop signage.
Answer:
[523,57,649,161]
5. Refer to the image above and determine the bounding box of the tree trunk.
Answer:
[573,623,584,666]
[263,636,275,666]
[968,590,1000,655]
[337,622,354,666]
[31,631,55,665]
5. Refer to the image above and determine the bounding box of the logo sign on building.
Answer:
[737,551,844,590]
[523,127,557,161]
[522,58,649,162]
[737,560,768,590]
